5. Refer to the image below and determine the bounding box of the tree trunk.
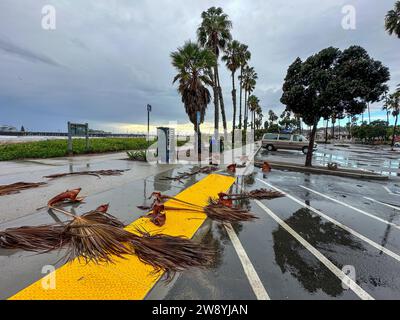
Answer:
[216,69,227,131]
[238,67,243,130]
[392,115,398,150]
[325,119,329,144]
[368,103,371,124]
[231,71,237,145]
[212,68,219,134]
[243,90,248,131]
[305,122,318,167]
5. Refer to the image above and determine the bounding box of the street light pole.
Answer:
[147,104,152,142]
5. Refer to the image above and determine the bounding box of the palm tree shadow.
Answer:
[272,208,364,297]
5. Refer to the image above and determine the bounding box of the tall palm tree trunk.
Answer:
[231,71,237,145]
[243,90,248,131]
[392,114,398,150]
[216,70,227,131]
[238,67,243,129]
[212,67,220,137]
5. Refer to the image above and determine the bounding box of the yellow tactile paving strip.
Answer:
[9,173,235,300]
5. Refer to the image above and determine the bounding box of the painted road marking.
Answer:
[300,185,400,230]
[257,179,400,263]
[254,200,374,300]
[363,197,400,211]
[224,224,270,300]
[10,174,236,300]
[383,186,400,196]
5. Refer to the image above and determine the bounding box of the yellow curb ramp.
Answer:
[9,173,235,300]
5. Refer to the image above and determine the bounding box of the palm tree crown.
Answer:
[197,7,232,57]
[385,1,400,38]
[171,41,215,131]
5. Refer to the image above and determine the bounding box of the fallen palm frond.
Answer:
[44,169,128,180]
[204,198,258,223]
[2,203,214,276]
[0,224,65,251]
[129,229,214,281]
[0,182,47,196]
[0,202,119,252]
[141,192,258,225]
[47,188,85,207]
[160,166,219,183]
[218,189,284,201]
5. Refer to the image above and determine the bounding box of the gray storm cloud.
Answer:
[0,0,399,131]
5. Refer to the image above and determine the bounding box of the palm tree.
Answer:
[237,44,251,129]
[197,7,232,134]
[240,66,257,131]
[387,91,400,150]
[171,41,215,137]
[222,40,241,143]
[385,1,400,38]
[255,106,263,130]
[248,95,260,130]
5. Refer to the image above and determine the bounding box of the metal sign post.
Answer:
[147,104,152,142]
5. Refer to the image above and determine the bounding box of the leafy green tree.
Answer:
[385,1,400,38]
[171,41,215,134]
[281,46,390,166]
[198,7,232,133]
[222,40,241,142]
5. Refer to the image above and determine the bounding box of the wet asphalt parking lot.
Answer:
[2,147,400,300]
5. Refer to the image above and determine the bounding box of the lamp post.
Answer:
[147,104,152,142]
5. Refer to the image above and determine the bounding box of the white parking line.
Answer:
[224,223,271,300]
[256,179,400,263]
[299,185,400,230]
[383,186,400,196]
[363,197,400,211]
[254,200,374,300]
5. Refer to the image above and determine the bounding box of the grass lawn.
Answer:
[0,138,155,161]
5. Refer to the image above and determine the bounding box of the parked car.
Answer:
[262,133,318,154]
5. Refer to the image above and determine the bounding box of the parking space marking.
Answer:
[257,179,400,263]
[224,223,270,300]
[254,200,374,300]
[383,186,400,196]
[363,197,400,211]
[300,185,400,230]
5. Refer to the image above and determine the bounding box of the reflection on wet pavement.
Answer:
[273,208,363,297]
[256,144,400,177]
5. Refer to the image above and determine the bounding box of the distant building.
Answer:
[0,125,17,132]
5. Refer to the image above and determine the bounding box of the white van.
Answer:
[262,133,317,154]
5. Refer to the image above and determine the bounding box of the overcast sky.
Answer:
[0,0,399,133]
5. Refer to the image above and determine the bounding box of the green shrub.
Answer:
[0,138,154,161]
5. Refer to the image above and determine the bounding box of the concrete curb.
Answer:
[254,160,388,181]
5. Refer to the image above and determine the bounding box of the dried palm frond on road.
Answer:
[218,188,284,201]
[160,166,219,183]
[44,169,128,180]
[141,192,258,225]
[0,182,46,196]
[47,188,85,207]
[130,229,214,281]
[0,224,65,252]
